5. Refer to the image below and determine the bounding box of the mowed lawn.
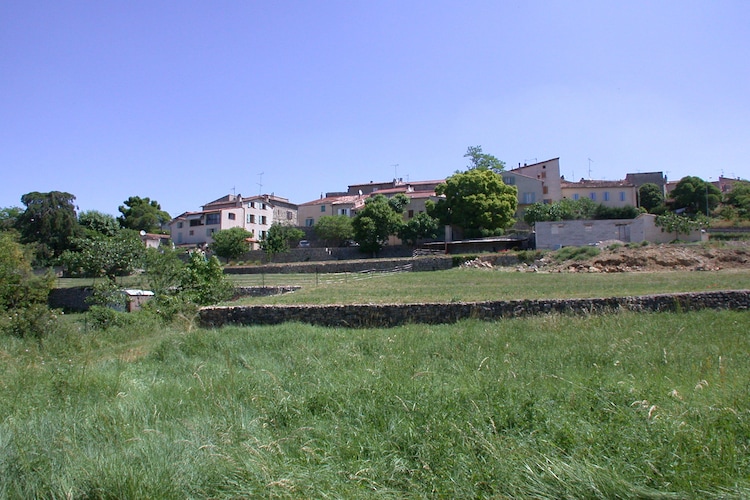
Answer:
[227,267,750,305]
[2,269,749,497]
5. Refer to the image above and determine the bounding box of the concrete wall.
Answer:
[199,290,750,329]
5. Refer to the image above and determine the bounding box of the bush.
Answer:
[1,304,62,340]
[514,250,544,264]
[554,246,601,262]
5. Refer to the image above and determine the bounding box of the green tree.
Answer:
[261,224,305,261]
[117,196,171,233]
[0,206,23,232]
[670,176,721,215]
[352,194,406,254]
[0,232,54,312]
[78,210,120,237]
[723,181,750,219]
[428,168,517,238]
[209,227,253,261]
[523,198,601,226]
[398,212,439,246]
[16,191,81,264]
[60,229,146,279]
[179,250,233,305]
[464,145,506,173]
[314,215,354,247]
[638,183,665,213]
[655,213,709,240]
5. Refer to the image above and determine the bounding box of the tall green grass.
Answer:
[1,310,748,497]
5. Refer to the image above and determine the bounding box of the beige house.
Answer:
[169,193,296,248]
[507,158,562,204]
[561,179,637,208]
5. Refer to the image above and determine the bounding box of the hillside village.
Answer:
[166,157,746,252]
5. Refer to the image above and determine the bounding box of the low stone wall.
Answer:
[232,286,301,299]
[199,290,750,329]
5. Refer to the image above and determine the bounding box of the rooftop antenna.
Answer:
[392,163,399,180]
[232,186,236,196]
[587,158,593,179]
[257,172,264,196]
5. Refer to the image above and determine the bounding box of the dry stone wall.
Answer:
[200,290,750,329]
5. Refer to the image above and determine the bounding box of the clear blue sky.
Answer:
[2,1,748,218]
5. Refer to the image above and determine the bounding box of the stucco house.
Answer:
[169,193,297,249]
[561,178,637,208]
[506,158,562,204]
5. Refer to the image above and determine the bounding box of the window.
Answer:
[320,205,326,213]
[228,212,236,220]
[207,228,215,236]
[337,208,350,216]
[619,191,626,201]
[523,192,536,204]
[248,202,255,208]
[408,210,414,218]
[573,194,580,201]
[190,219,202,227]
[247,214,255,224]
[541,171,546,179]
[177,233,183,243]
[260,216,267,225]
[502,176,515,185]
[260,230,267,239]
[177,222,183,229]
[287,211,293,220]
[305,218,314,227]
[206,213,220,225]
[543,186,549,195]
[589,193,597,201]
[189,230,194,236]
[261,203,266,210]
[603,192,610,202]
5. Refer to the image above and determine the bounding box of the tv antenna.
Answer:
[392,163,399,179]
[257,172,264,196]
[587,158,593,179]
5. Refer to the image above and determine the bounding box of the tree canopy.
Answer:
[261,224,305,261]
[78,210,120,238]
[638,183,665,213]
[0,232,54,312]
[723,181,750,219]
[428,168,517,238]
[314,215,354,247]
[60,229,146,279]
[352,194,407,254]
[670,176,721,215]
[209,227,253,261]
[464,145,506,173]
[397,212,439,246]
[117,196,171,233]
[16,191,80,264]
[523,198,639,226]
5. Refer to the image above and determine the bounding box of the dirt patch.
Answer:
[464,242,750,273]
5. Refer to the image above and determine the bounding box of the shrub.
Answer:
[554,246,601,262]
[1,304,62,339]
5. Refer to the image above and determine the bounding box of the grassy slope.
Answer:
[1,309,749,498]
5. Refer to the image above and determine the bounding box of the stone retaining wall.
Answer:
[199,290,750,329]
[225,256,453,275]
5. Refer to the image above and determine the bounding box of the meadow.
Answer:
[2,269,749,498]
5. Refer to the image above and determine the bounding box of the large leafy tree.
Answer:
[397,212,439,246]
[78,210,120,238]
[670,176,721,215]
[656,213,709,241]
[428,168,517,238]
[352,194,407,254]
[314,215,354,247]
[0,232,54,311]
[209,227,253,261]
[723,181,750,219]
[117,196,171,233]
[261,224,305,261]
[16,191,80,264]
[60,229,146,279]
[0,206,23,232]
[464,145,506,173]
[638,183,665,213]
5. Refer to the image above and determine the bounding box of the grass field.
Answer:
[1,304,749,497]
[225,267,750,305]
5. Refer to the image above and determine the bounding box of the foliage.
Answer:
[638,183,665,212]
[464,145,506,173]
[655,212,709,240]
[592,204,640,220]
[723,181,750,219]
[397,212,439,246]
[16,191,80,265]
[554,245,601,262]
[78,210,120,237]
[86,278,128,310]
[60,230,146,279]
[143,247,185,295]
[314,215,354,247]
[523,198,638,225]
[117,196,171,233]
[670,176,721,215]
[429,168,517,238]
[261,224,305,261]
[0,232,55,312]
[179,251,233,305]
[352,194,406,254]
[209,227,253,261]
[0,206,22,232]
